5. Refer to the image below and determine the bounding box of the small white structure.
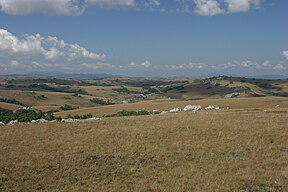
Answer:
[183,105,202,111]
[61,118,81,123]
[225,92,240,99]
[0,122,4,126]
[160,111,167,115]
[61,117,102,123]
[205,105,220,110]
[8,120,18,125]
[275,105,280,108]
[84,117,102,121]
[169,108,181,113]
[36,119,48,123]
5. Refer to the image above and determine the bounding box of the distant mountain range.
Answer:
[0,72,115,80]
[0,72,287,80]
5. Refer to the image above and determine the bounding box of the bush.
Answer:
[0,97,26,106]
[66,113,93,119]
[112,87,141,94]
[258,83,272,89]
[90,98,113,105]
[106,110,152,117]
[0,108,58,124]
[33,95,47,100]
[60,105,78,111]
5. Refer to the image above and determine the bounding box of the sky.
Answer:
[0,0,288,77]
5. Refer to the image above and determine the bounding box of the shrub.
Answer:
[90,98,113,105]
[60,105,78,111]
[66,113,93,119]
[258,83,272,89]
[106,110,152,117]
[0,108,58,124]
[0,97,26,106]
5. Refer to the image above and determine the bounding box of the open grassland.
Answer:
[0,102,23,111]
[56,96,288,117]
[0,110,287,191]
[0,90,97,111]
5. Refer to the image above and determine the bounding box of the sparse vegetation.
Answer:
[60,104,78,111]
[90,98,113,105]
[0,108,57,123]
[106,110,152,117]
[33,94,47,100]
[0,97,26,106]
[112,87,141,94]
[66,113,93,119]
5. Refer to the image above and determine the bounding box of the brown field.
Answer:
[81,85,143,99]
[56,96,288,117]
[0,102,22,111]
[0,109,287,191]
[0,90,96,109]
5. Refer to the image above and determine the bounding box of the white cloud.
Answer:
[144,0,160,9]
[224,0,261,13]
[80,62,116,70]
[281,50,288,60]
[0,28,105,63]
[44,48,63,61]
[87,0,136,9]
[10,60,20,67]
[240,60,259,68]
[194,0,224,16]
[0,0,84,16]
[0,28,107,72]
[156,62,207,70]
[0,0,263,16]
[129,60,152,68]
[0,29,44,56]
[273,63,286,70]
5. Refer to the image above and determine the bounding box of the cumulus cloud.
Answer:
[0,0,263,16]
[10,60,20,67]
[0,0,84,16]
[193,0,262,16]
[224,0,261,13]
[0,28,106,72]
[194,0,224,16]
[80,62,116,70]
[156,62,208,70]
[129,60,152,68]
[158,60,286,71]
[281,50,288,60]
[212,60,286,71]
[273,63,286,70]
[87,0,136,9]
[0,29,44,56]
[0,28,105,62]
[144,0,160,9]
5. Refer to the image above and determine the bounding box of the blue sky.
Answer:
[0,0,288,77]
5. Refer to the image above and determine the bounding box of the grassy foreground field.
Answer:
[0,110,287,191]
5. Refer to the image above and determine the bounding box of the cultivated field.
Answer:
[0,109,288,191]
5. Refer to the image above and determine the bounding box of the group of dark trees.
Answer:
[0,108,57,124]
[105,110,152,117]
[0,98,26,106]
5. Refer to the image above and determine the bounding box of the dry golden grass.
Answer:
[0,109,287,191]
[81,85,143,99]
[0,90,95,108]
[56,96,288,117]
[0,102,23,111]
